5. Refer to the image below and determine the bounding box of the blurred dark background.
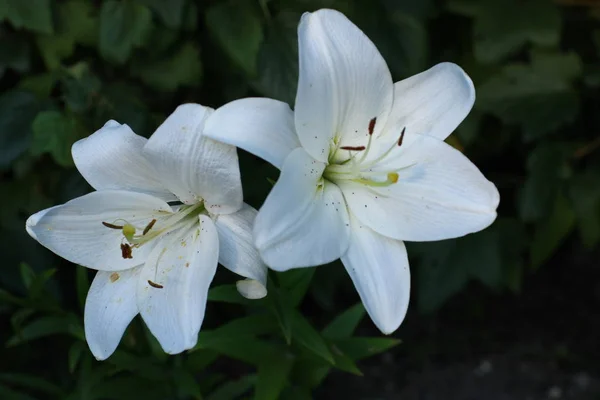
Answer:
[0,0,599,399]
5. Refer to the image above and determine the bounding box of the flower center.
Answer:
[323,118,410,187]
[102,201,205,260]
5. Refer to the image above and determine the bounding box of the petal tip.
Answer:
[236,279,267,299]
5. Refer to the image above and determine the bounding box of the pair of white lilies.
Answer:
[26,9,499,360]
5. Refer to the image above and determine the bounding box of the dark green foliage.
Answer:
[0,0,598,398]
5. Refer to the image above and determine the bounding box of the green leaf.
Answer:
[329,346,362,375]
[255,350,295,400]
[0,373,63,396]
[530,193,576,269]
[0,0,53,34]
[268,287,292,344]
[99,0,153,64]
[208,284,251,305]
[473,0,560,63]
[58,0,99,47]
[75,267,90,311]
[415,228,503,313]
[60,62,102,113]
[30,110,79,167]
[36,35,74,70]
[569,170,600,248]
[0,91,41,169]
[137,0,187,29]
[278,267,316,307]
[206,0,263,76]
[130,41,202,91]
[290,310,334,364]
[477,61,580,140]
[252,12,299,105]
[28,268,57,300]
[172,368,203,400]
[465,229,503,289]
[68,341,85,374]
[518,144,567,222]
[7,315,83,346]
[0,33,30,75]
[195,314,277,353]
[0,384,37,400]
[322,303,365,339]
[19,73,59,98]
[206,375,256,400]
[414,240,468,313]
[335,337,401,360]
[19,263,35,290]
[495,218,528,293]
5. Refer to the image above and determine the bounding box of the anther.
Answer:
[102,222,123,229]
[143,219,157,235]
[340,146,366,151]
[368,117,377,135]
[398,127,406,147]
[387,172,399,183]
[148,280,164,289]
[120,243,133,259]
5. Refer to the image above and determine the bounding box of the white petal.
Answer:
[254,148,351,270]
[137,215,218,354]
[236,279,267,300]
[143,104,243,214]
[341,218,410,334]
[26,190,173,271]
[384,63,475,141]
[204,98,300,170]
[72,120,176,201]
[295,9,394,162]
[84,266,141,360]
[213,203,267,299]
[339,135,499,241]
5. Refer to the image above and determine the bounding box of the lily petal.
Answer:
[72,120,176,201]
[254,148,351,270]
[137,215,218,354]
[214,203,267,299]
[84,266,141,360]
[340,135,499,241]
[384,63,475,141]
[204,98,300,170]
[341,217,410,334]
[26,190,172,271]
[295,9,394,162]
[144,104,243,214]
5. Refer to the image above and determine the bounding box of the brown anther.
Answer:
[120,243,133,259]
[103,221,123,229]
[109,272,120,282]
[143,219,157,235]
[340,146,366,151]
[368,117,377,135]
[398,127,406,147]
[148,280,164,289]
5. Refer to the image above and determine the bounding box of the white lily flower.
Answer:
[26,104,267,360]
[203,9,499,334]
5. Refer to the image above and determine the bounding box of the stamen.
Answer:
[368,117,377,135]
[398,127,406,147]
[102,222,123,229]
[120,243,133,259]
[340,146,366,151]
[143,219,157,235]
[148,280,164,289]
[387,172,399,183]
